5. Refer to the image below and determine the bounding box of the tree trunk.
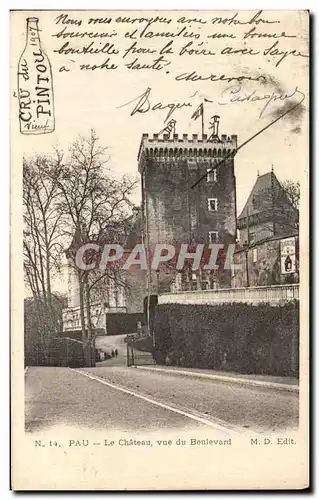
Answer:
[45,247,57,343]
[79,276,90,366]
[85,281,95,367]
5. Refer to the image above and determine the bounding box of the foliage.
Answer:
[24,293,67,364]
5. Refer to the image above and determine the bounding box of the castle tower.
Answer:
[138,131,237,247]
[137,129,238,290]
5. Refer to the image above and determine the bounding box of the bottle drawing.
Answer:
[17,17,55,135]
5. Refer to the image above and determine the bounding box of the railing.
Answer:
[158,284,299,306]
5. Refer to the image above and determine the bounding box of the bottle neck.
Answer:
[26,18,41,48]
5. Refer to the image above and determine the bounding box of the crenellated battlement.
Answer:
[138,132,238,172]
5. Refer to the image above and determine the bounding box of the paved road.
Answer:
[25,364,298,435]
[95,334,154,367]
[96,334,128,356]
[25,366,206,433]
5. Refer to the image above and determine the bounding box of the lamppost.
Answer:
[156,269,160,295]
[153,269,160,349]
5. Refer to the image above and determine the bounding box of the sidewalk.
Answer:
[134,365,299,392]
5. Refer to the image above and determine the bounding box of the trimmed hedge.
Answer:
[153,301,299,377]
[25,337,86,367]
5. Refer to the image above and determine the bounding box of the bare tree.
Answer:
[280,180,300,212]
[54,130,137,365]
[23,155,65,352]
[23,130,137,366]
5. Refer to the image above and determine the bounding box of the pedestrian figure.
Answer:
[111,349,115,358]
[115,349,118,357]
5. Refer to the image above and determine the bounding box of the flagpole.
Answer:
[191,102,205,137]
[201,102,204,138]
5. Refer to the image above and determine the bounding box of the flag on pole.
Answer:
[191,102,205,136]
[191,103,204,121]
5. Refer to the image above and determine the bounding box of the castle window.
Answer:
[253,248,258,263]
[207,168,217,183]
[252,194,261,210]
[208,231,218,243]
[175,273,182,291]
[208,198,218,211]
[249,231,256,244]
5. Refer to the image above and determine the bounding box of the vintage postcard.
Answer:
[11,10,309,490]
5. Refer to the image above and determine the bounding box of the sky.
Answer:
[11,10,309,295]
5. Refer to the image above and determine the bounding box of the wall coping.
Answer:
[160,284,299,295]
[158,284,299,305]
[137,133,238,167]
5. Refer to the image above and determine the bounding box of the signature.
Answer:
[118,84,305,123]
[117,87,193,123]
[192,90,306,189]
[217,85,305,118]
